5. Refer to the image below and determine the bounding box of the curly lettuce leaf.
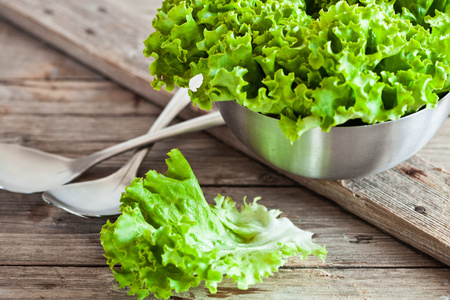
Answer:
[144,0,450,142]
[100,149,326,299]
[394,0,450,25]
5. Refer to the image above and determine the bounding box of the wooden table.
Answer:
[0,2,449,299]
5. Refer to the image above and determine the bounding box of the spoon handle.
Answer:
[109,75,204,178]
[119,87,192,179]
[149,88,192,133]
[82,111,224,168]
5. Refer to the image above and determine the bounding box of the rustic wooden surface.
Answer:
[0,3,450,300]
[1,0,449,266]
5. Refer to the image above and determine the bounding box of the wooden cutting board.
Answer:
[0,0,449,266]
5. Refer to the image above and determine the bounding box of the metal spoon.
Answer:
[0,75,205,194]
[41,85,193,217]
[0,101,224,194]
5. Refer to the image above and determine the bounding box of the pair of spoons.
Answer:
[0,78,225,217]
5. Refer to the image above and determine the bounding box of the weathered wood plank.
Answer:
[0,7,448,299]
[0,21,102,80]
[0,0,171,106]
[417,117,450,171]
[0,80,154,116]
[282,157,450,266]
[0,187,443,268]
[0,0,449,266]
[2,231,441,268]
[0,233,106,266]
[0,266,448,299]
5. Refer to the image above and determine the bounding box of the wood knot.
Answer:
[85,28,96,35]
[400,167,426,179]
[348,235,374,244]
[260,173,276,184]
[414,205,427,214]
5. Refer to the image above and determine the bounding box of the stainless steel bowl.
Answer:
[217,93,450,179]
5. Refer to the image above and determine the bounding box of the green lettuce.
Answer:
[394,0,450,25]
[100,149,326,299]
[144,0,450,142]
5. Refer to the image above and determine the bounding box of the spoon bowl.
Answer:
[0,111,224,194]
[42,165,134,217]
[217,93,450,180]
[41,112,224,217]
[0,143,78,193]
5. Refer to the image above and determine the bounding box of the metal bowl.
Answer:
[217,93,450,180]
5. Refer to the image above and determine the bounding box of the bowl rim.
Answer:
[226,92,450,130]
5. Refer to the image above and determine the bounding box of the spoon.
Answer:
[0,75,204,194]
[0,106,224,194]
[41,85,193,217]
[0,111,223,194]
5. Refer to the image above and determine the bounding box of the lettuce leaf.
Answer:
[100,149,326,299]
[144,0,450,142]
[394,0,450,25]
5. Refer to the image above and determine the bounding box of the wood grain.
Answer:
[0,187,443,268]
[286,157,450,266]
[0,15,449,299]
[417,118,450,171]
[0,0,449,267]
[0,0,171,106]
[0,266,448,299]
[0,20,102,80]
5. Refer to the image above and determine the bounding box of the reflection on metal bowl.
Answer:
[217,93,450,180]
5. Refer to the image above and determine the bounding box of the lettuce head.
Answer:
[144,0,450,142]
